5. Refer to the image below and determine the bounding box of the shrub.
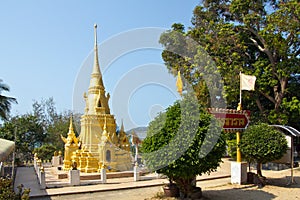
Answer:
[0,177,30,200]
[33,144,57,161]
[240,123,288,177]
[141,95,226,198]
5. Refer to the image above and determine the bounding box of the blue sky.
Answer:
[1,0,199,130]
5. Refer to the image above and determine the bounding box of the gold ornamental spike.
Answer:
[69,115,74,132]
[176,71,183,96]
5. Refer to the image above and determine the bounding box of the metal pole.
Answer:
[236,131,242,162]
[236,72,242,163]
[135,145,138,164]
[288,137,297,185]
[236,98,242,163]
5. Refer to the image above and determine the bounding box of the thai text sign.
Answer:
[207,108,250,131]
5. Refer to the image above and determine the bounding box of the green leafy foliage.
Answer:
[0,79,17,121]
[0,177,30,200]
[0,114,44,161]
[0,97,80,161]
[0,177,17,199]
[33,144,57,161]
[160,0,300,129]
[240,123,288,176]
[31,98,81,152]
[141,94,226,197]
[226,139,237,160]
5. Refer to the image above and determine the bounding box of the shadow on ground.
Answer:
[202,184,276,200]
[266,176,300,188]
[30,197,51,200]
[202,175,300,200]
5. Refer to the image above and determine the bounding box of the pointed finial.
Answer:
[94,24,98,47]
[120,119,124,132]
[103,116,108,136]
[69,115,74,132]
[237,103,242,111]
[92,23,101,75]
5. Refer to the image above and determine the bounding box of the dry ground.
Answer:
[146,167,300,200]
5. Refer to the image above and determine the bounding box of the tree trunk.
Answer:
[274,77,287,111]
[255,98,264,113]
[175,177,194,198]
[256,162,267,187]
[257,162,262,177]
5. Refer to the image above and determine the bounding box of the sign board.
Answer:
[207,108,250,132]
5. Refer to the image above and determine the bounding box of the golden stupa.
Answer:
[61,24,132,172]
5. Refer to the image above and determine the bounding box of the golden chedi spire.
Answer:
[102,117,108,137]
[118,119,126,139]
[120,119,125,132]
[61,116,80,171]
[63,25,132,172]
[101,117,112,143]
[68,115,74,134]
[61,116,78,145]
[89,24,104,90]
[85,24,111,114]
[117,120,130,151]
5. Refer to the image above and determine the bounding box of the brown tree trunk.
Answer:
[255,98,264,113]
[274,78,287,111]
[257,162,262,177]
[256,162,267,187]
[175,177,194,198]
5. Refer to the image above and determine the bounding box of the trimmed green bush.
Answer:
[240,123,288,177]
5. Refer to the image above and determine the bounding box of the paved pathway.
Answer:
[14,167,48,197]
[14,158,232,199]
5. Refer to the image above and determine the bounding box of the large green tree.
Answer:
[0,114,44,161]
[160,0,300,128]
[31,98,81,156]
[0,79,17,121]
[141,94,226,198]
[31,98,79,152]
[0,97,80,161]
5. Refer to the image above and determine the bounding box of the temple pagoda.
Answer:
[61,24,132,172]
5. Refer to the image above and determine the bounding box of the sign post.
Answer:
[208,108,250,184]
[207,108,250,131]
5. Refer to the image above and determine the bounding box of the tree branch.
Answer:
[255,98,264,113]
[248,27,278,78]
[249,38,265,52]
[286,32,294,46]
[259,90,276,104]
